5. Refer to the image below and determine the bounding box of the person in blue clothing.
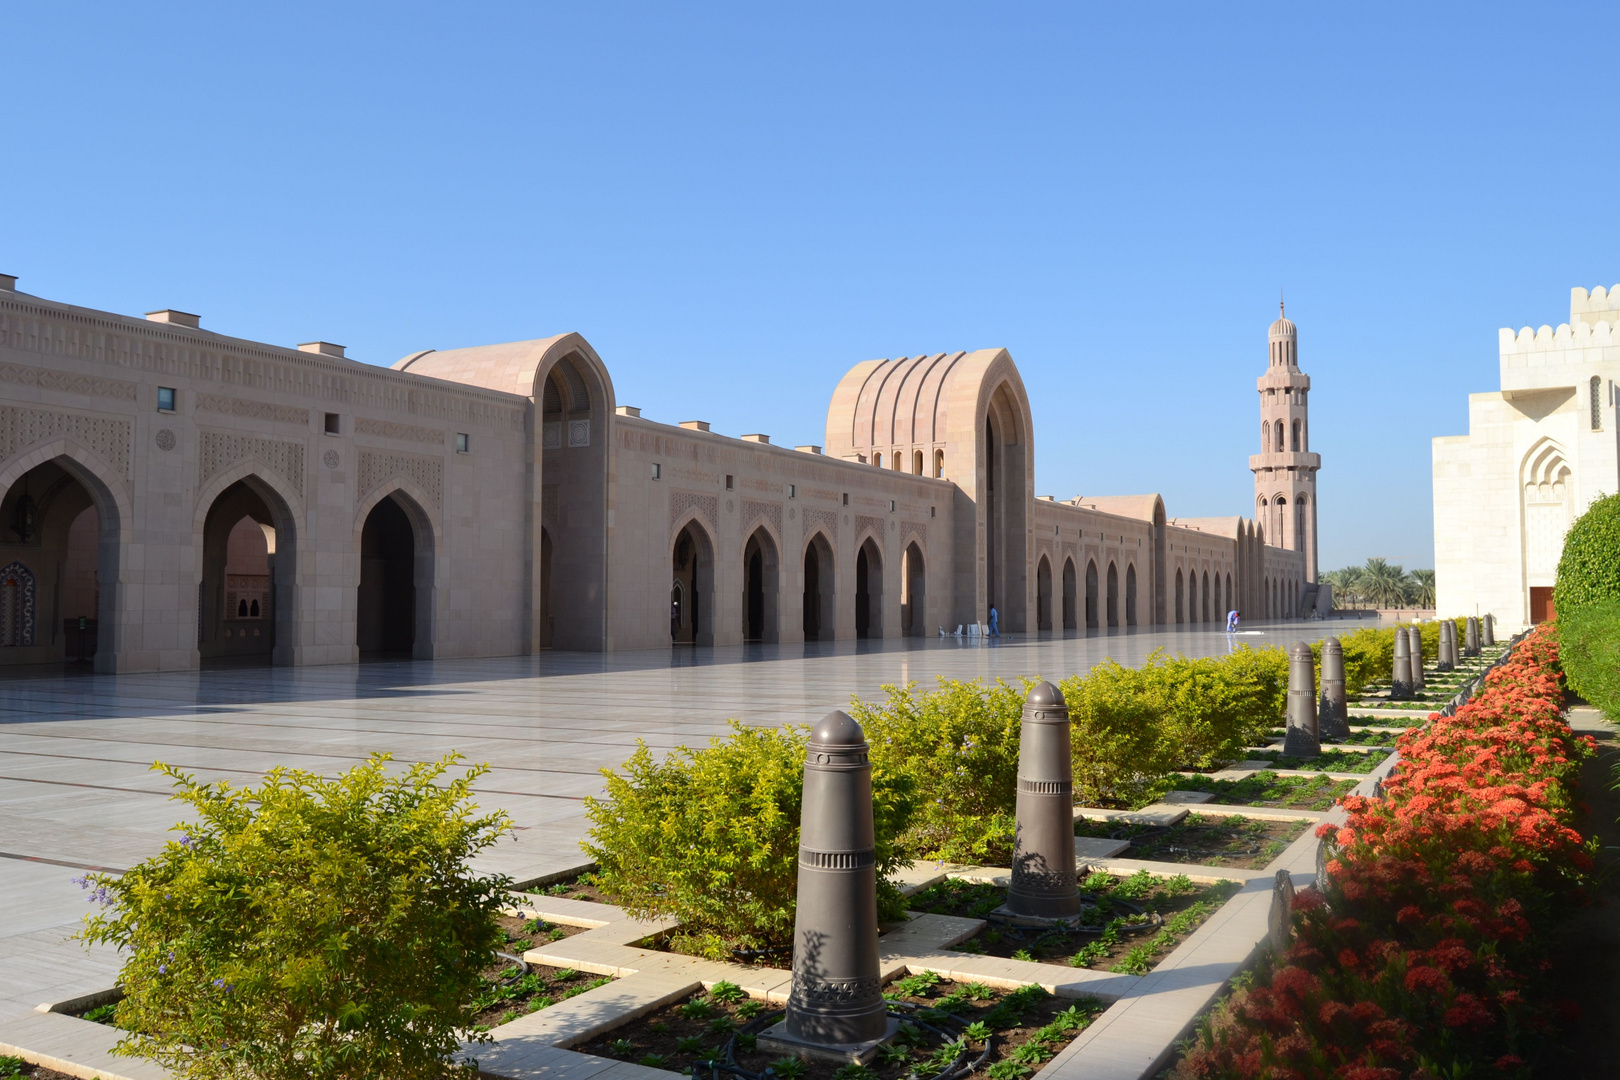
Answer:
[1226,609,1240,632]
[988,606,999,637]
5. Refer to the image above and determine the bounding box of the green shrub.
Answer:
[1556,492,1620,611]
[582,722,916,957]
[76,754,512,1080]
[1557,601,1620,719]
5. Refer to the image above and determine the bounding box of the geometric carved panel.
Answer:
[358,449,443,507]
[670,490,718,533]
[196,393,311,426]
[198,430,305,498]
[355,417,445,445]
[0,405,131,479]
[741,498,782,540]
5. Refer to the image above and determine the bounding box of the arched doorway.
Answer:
[1085,560,1099,629]
[743,528,780,643]
[982,383,1028,630]
[1201,571,1210,624]
[803,532,835,641]
[0,459,115,670]
[1125,565,1138,626]
[1036,557,1053,631]
[539,528,554,649]
[1062,558,1077,630]
[1106,562,1119,628]
[199,478,294,666]
[539,353,609,650]
[902,542,925,637]
[1175,569,1184,624]
[358,494,430,659]
[671,522,714,646]
[855,538,882,639]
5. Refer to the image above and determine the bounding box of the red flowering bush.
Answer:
[1179,625,1596,1078]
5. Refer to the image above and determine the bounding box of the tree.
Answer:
[1359,558,1411,608]
[1408,569,1436,607]
[76,754,512,1080]
[1555,493,1620,717]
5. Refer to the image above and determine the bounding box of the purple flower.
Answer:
[177,834,195,848]
[72,875,90,890]
[158,964,167,974]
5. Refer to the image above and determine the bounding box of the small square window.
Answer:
[455,433,470,453]
[788,484,797,499]
[156,387,176,412]
[652,463,662,481]
[324,412,341,435]
[725,474,734,490]
[842,493,849,505]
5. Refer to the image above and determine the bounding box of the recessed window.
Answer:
[726,474,734,490]
[157,387,176,412]
[842,493,849,505]
[652,463,662,481]
[324,412,341,435]
[889,500,896,512]
[929,506,936,518]
[788,484,797,499]
[456,433,470,453]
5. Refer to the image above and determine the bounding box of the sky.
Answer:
[5,2,1617,572]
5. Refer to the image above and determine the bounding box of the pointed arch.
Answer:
[354,484,438,659]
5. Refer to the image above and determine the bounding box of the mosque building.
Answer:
[1433,284,1620,626]
[0,273,1311,672]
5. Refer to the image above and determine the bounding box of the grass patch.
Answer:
[1076,813,1307,869]
[1174,771,1356,810]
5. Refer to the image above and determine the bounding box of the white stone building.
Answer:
[0,273,1310,672]
[1433,285,1620,627]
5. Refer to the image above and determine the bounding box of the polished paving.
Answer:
[0,617,1375,1015]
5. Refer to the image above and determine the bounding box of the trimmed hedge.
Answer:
[1554,491,1620,610]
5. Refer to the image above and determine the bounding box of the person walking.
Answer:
[988,606,1000,637]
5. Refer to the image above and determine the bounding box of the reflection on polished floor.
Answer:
[0,617,1374,1016]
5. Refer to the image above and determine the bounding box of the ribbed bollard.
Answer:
[762,710,897,1061]
[1318,636,1348,741]
[1483,613,1495,647]
[1408,626,1425,692]
[1391,630,1412,700]
[1437,620,1455,672]
[1004,681,1082,920]
[1284,642,1320,756]
[1465,616,1480,657]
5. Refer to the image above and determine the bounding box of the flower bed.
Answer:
[577,976,1103,1080]
[1176,624,1596,1077]
[471,914,605,1029]
[1075,814,1308,869]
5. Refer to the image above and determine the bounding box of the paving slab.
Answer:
[487,969,702,1048]
[1074,805,1188,827]
[1173,804,1326,823]
[0,1009,169,1079]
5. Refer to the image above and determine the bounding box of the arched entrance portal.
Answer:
[982,382,1028,630]
[358,495,430,659]
[1062,558,1077,630]
[855,538,882,639]
[200,479,293,666]
[0,459,115,670]
[1085,560,1099,629]
[902,542,925,636]
[671,523,714,646]
[1126,565,1138,626]
[743,528,780,643]
[1106,562,1119,628]
[1036,557,1053,631]
[802,532,835,642]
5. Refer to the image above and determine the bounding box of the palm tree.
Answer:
[1322,566,1366,608]
[1361,558,1411,608]
[1409,569,1435,608]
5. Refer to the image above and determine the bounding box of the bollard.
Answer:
[1284,642,1320,756]
[1483,613,1495,647]
[1465,616,1480,658]
[1391,629,1412,700]
[1438,620,1455,672]
[1318,636,1348,741]
[762,710,897,1061]
[1005,681,1082,919]
[1408,626,1425,692]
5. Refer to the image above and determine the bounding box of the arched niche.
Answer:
[743,526,780,644]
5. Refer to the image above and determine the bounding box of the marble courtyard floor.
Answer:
[0,618,1373,1018]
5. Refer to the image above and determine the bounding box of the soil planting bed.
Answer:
[1244,748,1386,773]
[1173,771,1356,810]
[518,871,614,905]
[1349,713,1421,727]
[910,873,1241,974]
[473,914,614,1029]
[1075,813,1307,869]
[1265,728,1396,748]
[0,1056,75,1080]
[577,974,1104,1080]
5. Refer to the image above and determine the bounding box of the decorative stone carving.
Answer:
[196,393,310,426]
[0,360,137,401]
[542,421,563,450]
[155,429,176,451]
[358,450,442,507]
[199,431,305,498]
[0,406,131,479]
[855,515,884,542]
[0,560,38,647]
[901,522,928,550]
[354,417,444,445]
[742,498,783,539]
[323,449,340,470]
[670,491,718,532]
[568,419,590,447]
[803,508,838,540]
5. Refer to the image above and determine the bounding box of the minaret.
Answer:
[1249,301,1320,581]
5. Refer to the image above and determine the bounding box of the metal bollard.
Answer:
[1438,620,1455,672]
[763,710,897,1059]
[1284,642,1320,756]
[1318,636,1348,741]
[1465,616,1480,658]
[1391,629,1412,700]
[1483,613,1495,647]
[1005,681,1082,919]
[1408,626,1424,692]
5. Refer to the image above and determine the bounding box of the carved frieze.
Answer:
[0,406,131,478]
[740,498,782,540]
[196,393,310,426]
[0,360,137,401]
[802,508,838,541]
[358,449,443,506]
[855,514,885,543]
[353,417,445,445]
[670,490,718,532]
[199,430,305,497]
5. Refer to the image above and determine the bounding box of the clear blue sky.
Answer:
[7,3,1616,572]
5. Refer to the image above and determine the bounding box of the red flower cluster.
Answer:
[1180,625,1595,1079]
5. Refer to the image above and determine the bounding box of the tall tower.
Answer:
[1250,302,1320,581]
